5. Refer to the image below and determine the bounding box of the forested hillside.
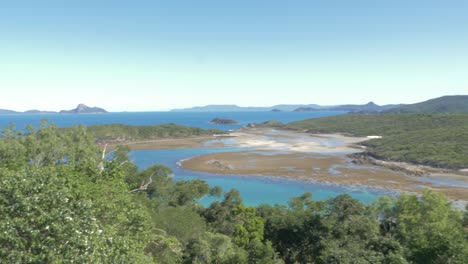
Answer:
[384,95,468,113]
[287,113,468,168]
[0,123,467,263]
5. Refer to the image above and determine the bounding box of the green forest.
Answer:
[0,123,467,263]
[84,123,225,143]
[287,113,468,169]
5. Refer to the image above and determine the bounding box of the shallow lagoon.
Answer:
[2,111,396,205]
[131,147,396,206]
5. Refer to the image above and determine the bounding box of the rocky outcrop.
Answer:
[350,153,426,176]
[206,160,233,171]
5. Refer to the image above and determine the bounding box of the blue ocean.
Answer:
[0,111,343,131]
[1,111,390,205]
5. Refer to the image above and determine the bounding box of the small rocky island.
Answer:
[293,107,321,112]
[60,104,108,114]
[210,118,238,124]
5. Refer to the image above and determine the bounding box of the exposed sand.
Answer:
[179,128,468,202]
[227,128,368,153]
[115,127,468,203]
[181,151,468,201]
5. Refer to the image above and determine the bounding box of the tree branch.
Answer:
[129,171,157,193]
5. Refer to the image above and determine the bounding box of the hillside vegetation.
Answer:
[82,123,225,143]
[287,113,468,169]
[0,123,467,263]
[384,95,468,113]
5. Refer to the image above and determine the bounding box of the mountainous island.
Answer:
[171,104,326,112]
[59,104,108,114]
[172,102,401,113]
[0,104,108,114]
[172,95,468,114]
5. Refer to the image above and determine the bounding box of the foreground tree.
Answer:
[393,190,468,263]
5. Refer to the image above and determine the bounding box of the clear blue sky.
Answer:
[1,0,467,111]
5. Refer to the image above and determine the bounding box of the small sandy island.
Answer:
[180,128,468,203]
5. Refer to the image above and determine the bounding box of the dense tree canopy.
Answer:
[286,113,468,168]
[84,123,225,144]
[0,122,467,263]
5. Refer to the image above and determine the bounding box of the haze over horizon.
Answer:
[1,1,467,111]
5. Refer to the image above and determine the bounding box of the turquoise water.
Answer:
[2,111,393,205]
[131,148,394,206]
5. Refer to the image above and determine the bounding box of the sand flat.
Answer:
[181,150,468,201]
[179,128,468,202]
[117,127,468,202]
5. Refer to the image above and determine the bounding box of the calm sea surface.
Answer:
[2,111,392,205]
[0,111,343,130]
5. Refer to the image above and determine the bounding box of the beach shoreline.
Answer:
[177,128,468,203]
[112,127,468,205]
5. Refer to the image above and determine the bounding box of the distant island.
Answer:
[171,104,326,112]
[60,104,108,114]
[2,95,468,114]
[24,110,57,114]
[172,102,401,113]
[293,107,321,112]
[172,96,468,113]
[0,109,20,114]
[0,104,108,114]
[210,118,238,124]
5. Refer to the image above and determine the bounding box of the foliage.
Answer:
[362,125,468,168]
[260,192,468,264]
[384,95,468,113]
[85,123,225,143]
[393,190,468,263]
[0,123,154,262]
[183,232,248,264]
[287,113,468,168]
[1,122,467,263]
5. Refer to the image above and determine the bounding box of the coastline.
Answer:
[180,151,468,202]
[177,128,468,204]
[104,135,231,150]
[111,127,468,206]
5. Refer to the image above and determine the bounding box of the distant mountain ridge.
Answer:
[171,104,325,112]
[0,109,19,114]
[0,104,108,114]
[326,102,402,113]
[383,95,468,113]
[175,96,468,113]
[24,110,57,114]
[173,102,400,112]
[2,95,467,114]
